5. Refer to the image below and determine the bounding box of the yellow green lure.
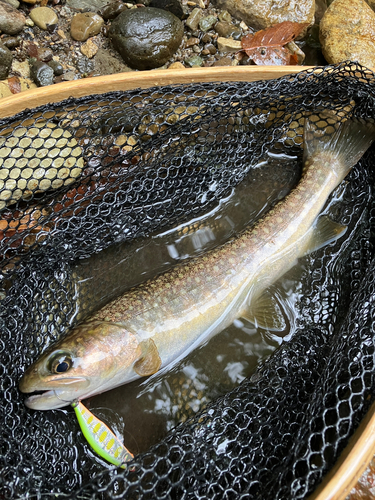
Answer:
[72,401,133,468]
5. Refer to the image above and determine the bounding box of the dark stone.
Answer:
[1,35,20,49]
[48,59,64,75]
[37,47,53,62]
[214,20,241,40]
[101,1,128,20]
[149,0,183,19]
[109,7,183,70]
[0,40,12,79]
[30,60,54,87]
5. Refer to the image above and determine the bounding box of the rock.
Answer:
[70,12,104,41]
[0,41,12,79]
[218,10,231,22]
[213,55,235,66]
[217,36,241,52]
[0,77,36,98]
[94,47,132,74]
[212,0,314,34]
[149,0,184,20]
[22,0,37,4]
[188,0,204,7]
[62,70,77,80]
[2,35,20,49]
[320,0,375,68]
[81,38,99,58]
[185,36,200,47]
[168,61,184,69]
[48,59,64,75]
[29,7,58,31]
[214,20,241,39]
[109,7,183,70]
[66,0,111,12]
[0,1,26,35]
[184,54,203,66]
[37,47,53,62]
[204,42,216,54]
[199,14,217,31]
[2,0,19,8]
[30,60,54,86]
[100,1,128,20]
[185,7,202,30]
[11,59,30,78]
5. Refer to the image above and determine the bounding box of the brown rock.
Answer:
[320,0,375,68]
[0,1,26,35]
[211,0,314,34]
[70,12,104,41]
[168,61,184,69]
[81,38,98,58]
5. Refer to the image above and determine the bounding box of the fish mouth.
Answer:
[24,389,75,410]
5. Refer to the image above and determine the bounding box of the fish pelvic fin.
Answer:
[302,215,347,256]
[303,113,375,183]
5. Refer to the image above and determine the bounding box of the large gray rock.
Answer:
[109,7,183,70]
[211,0,314,33]
[0,0,25,35]
[320,0,375,68]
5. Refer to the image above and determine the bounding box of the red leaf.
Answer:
[7,76,21,94]
[241,21,308,65]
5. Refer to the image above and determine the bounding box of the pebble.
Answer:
[218,10,231,22]
[188,0,204,7]
[37,47,53,62]
[199,14,217,31]
[186,7,202,31]
[205,42,216,54]
[48,59,64,75]
[70,12,104,41]
[81,38,99,58]
[100,1,128,21]
[0,1,26,35]
[212,55,233,66]
[22,0,37,4]
[214,20,241,39]
[2,35,20,49]
[66,0,110,12]
[185,36,200,47]
[320,0,375,67]
[30,7,58,31]
[184,54,203,66]
[168,61,184,69]
[216,36,241,52]
[109,7,183,70]
[212,0,314,34]
[30,60,54,86]
[0,40,12,79]
[149,0,184,20]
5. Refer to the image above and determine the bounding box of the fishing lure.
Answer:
[72,400,133,468]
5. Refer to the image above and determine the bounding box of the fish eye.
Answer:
[49,353,73,374]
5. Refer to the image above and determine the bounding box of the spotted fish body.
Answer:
[72,401,133,467]
[20,116,375,410]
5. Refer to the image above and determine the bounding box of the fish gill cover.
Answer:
[1,62,375,499]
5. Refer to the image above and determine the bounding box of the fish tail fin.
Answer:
[303,113,375,182]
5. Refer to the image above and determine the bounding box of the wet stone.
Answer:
[150,0,184,19]
[81,38,99,58]
[30,7,58,31]
[30,60,54,86]
[100,1,128,20]
[0,40,12,79]
[2,35,20,49]
[214,20,241,39]
[212,55,233,65]
[109,7,183,70]
[37,47,53,62]
[185,36,200,47]
[70,12,104,41]
[217,36,241,52]
[205,42,216,54]
[184,54,203,66]
[0,1,26,35]
[66,0,111,12]
[186,7,202,31]
[48,59,63,75]
[199,15,217,31]
[218,9,231,22]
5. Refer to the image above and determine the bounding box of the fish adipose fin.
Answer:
[304,114,375,183]
[242,288,287,331]
[133,338,162,377]
[302,214,347,256]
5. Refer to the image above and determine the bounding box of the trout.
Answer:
[20,116,375,410]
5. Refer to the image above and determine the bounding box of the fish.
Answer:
[19,114,375,411]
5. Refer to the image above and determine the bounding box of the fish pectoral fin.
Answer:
[303,215,347,256]
[133,338,162,377]
[242,288,287,332]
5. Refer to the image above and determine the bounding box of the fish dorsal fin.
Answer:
[133,338,162,377]
[242,288,287,331]
[302,215,347,256]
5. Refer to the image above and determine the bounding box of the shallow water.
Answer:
[70,150,352,461]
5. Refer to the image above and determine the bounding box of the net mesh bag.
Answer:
[2,62,375,499]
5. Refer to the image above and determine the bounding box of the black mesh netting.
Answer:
[2,62,375,499]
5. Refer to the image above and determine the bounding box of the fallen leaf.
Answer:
[7,76,21,94]
[241,21,308,65]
